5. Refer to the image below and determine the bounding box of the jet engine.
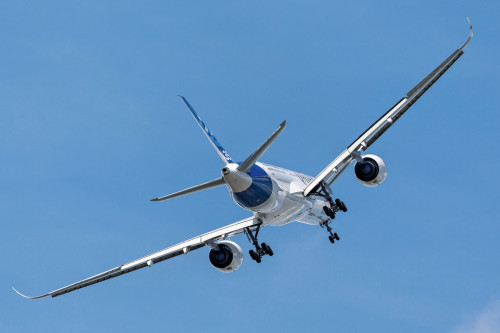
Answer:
[354,154,387,187]
[208,240,244,273]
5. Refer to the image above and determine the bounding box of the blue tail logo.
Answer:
[179,96,234,164]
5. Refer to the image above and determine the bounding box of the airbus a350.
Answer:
[14,20,473,299]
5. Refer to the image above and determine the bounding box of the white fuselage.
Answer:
[222,162,330,227]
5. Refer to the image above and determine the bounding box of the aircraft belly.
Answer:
[261,192,328,226]
[296,197,330,225]
[256,164,330,226]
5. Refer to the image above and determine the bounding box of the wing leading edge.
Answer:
[13,216,261,299]
[303,19,473,196]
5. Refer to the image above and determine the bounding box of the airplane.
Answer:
[13,19,473,299]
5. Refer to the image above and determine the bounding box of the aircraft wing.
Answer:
[303,19,473,196]
[13,216,260,299]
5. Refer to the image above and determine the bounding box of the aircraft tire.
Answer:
[249,250,257,261]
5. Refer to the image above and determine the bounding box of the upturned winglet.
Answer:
[12,287,51,300]
[460,17,473,50]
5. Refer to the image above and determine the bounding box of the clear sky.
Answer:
[2,1,499,332]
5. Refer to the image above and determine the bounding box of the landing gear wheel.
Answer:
[335,198,348,212]
[256,256,262,263]
[261,243,274,256]
[249,249,257,261]
[262,243,274,256]
[323,206,333,218]
[329,235,335,244]
[323,206,336,219]
[261,242,269,253]
[333,232,340,241]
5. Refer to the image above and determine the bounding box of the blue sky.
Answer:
[1,1,499,332]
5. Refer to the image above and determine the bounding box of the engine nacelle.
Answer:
[354,154,388,187]
[208,240,244,273]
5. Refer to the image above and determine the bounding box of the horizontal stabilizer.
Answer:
[151,177,225,202]
[237,120,286,173]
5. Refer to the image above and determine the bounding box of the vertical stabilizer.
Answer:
[178,96,234,164]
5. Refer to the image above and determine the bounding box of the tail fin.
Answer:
[178,96,233,164]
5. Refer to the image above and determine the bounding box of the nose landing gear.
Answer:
[328,232,340,244]
[321,219,341,244]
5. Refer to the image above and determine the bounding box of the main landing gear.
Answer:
[322,198,347,220]
[245,224,273,264]
[314,182,348,245]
